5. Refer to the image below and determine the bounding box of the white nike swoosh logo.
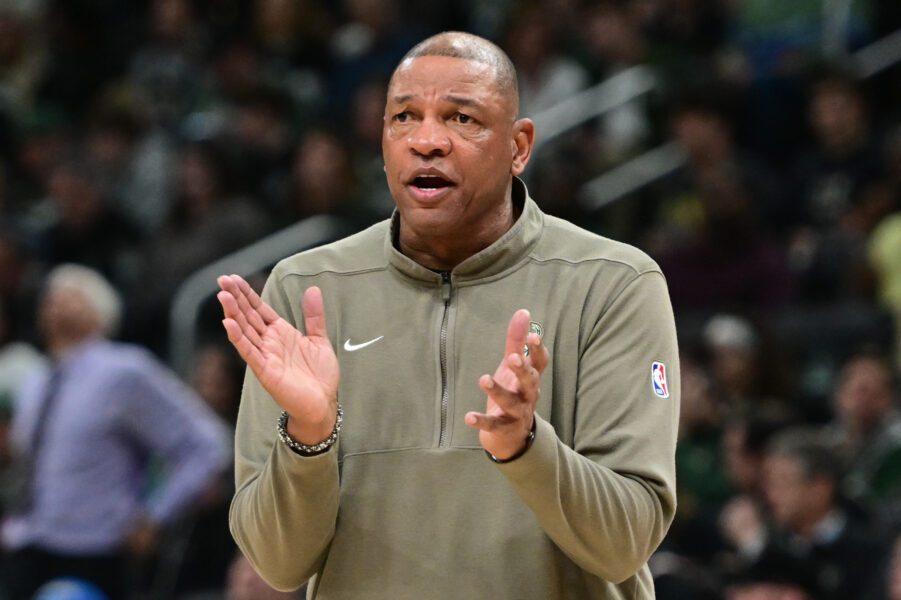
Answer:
[343,336,384,352]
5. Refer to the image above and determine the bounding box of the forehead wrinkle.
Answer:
[387,57,513,120]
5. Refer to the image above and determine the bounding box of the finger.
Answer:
[525,332,549,375]
[222,318,265,369]
[464,411,511,432]
[302,286,329,339]
[230,275,282,325]
[217,291,264,348]
[506,353,540,401]
[504,309,531,358]
[225,280,269,338]
[479,374,526,411]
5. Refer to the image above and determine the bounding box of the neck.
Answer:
[398,194,519,271]
[47,334,96,361]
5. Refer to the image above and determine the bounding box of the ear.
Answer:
[510,118,535,177]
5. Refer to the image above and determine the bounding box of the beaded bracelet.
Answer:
[277,405,343,456]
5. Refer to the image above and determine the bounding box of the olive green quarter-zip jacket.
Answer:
[230,180,680,599]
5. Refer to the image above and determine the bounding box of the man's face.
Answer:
[763,455,831,532]
[834,358,893,432]
[382,55,526,242]
[38,285,101,345]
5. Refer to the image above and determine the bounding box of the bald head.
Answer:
[392,31,520,117]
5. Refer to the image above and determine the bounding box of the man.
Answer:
[722,428,884,600]
[830,350,901,512]
[2,264,229,599]
[219,32,679,599]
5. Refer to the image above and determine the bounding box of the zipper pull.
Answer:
[441,271,451,302]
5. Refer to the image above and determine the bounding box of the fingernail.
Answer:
[511,354,522,367]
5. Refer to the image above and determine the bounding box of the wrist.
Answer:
[286,410,337,445]
[486,418,537,464]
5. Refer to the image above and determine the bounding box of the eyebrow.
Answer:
[390,94,485,109]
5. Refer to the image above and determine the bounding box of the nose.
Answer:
[407,118,451,157]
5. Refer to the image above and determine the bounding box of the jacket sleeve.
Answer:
[229,266,340,592]
[496,270,680,583]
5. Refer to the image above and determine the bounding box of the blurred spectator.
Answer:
[791,72,887,303]
[503,3,589,118]
[703,315,760,410]
[349,78,396,218]
[722,412,795,500]
[0,7,47,119]
[10,108,71,217]
[252,0,334,115]
[223,85,295,199]
[31,156,139,288]
[272,129,374,230]
[828,350,901,514]
[128,142,269,352]
[128,0,210,131]
[658,164,792,312]
[676,358,731,515]
[84,89,174,235]
[655,89,787,238]
[0,296,45,519]
[0,264,228,599]
[0,293,44,439]
[723,428,884,600]
[664,357,730,572]
[0,227,41,342]
[327,0,422,112]
[578,2,651,163]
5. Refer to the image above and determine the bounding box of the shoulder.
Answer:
[87,340,165,379]
[532,214,662,278]
[271,219,390,282]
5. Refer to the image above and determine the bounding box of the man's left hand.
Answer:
[465,309,548,460]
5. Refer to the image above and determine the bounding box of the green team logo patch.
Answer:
[524,320,543,357]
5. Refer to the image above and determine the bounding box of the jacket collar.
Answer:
[385,178,544,284]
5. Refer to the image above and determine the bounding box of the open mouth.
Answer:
[411,175,454,190]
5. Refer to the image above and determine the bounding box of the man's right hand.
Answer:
[217,274,340,445]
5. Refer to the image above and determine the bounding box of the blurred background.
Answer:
[1,0,901,598]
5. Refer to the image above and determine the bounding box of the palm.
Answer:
[217,275,340,429]
[256,318,339,421]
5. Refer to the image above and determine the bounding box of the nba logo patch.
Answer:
[651,362,669,398]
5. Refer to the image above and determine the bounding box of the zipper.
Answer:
[438,271,452,447]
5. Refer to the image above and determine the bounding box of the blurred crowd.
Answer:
[0,0,901,598]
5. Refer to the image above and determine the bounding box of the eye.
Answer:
[455,113,474,124]
[393,111,411,123]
